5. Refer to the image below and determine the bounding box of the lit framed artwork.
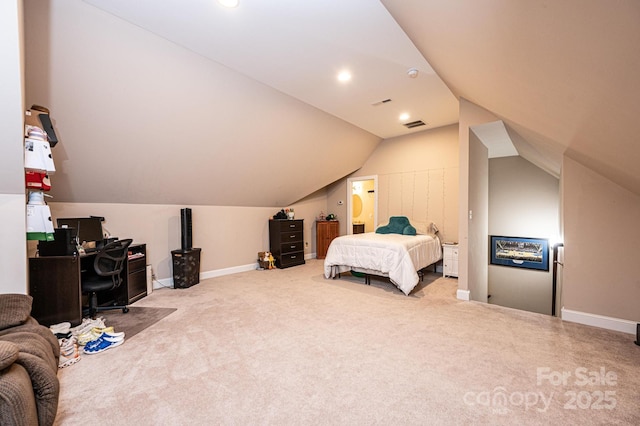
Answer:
[489,236,549,271]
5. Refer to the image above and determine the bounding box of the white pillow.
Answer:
[410,220,439,236]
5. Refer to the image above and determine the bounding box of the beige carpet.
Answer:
[54,259,639,425]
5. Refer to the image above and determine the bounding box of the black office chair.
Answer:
[82,238,133,319]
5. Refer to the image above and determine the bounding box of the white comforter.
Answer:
[323,232,442,295]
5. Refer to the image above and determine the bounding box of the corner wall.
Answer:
[0,0,27,294]
[457,99,499,299]
[488,156,559,314]
[561,156,640,327]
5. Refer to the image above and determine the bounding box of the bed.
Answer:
[323,219,442,295]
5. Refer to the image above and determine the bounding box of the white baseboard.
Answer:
[201,263,258,280]
[153,262,257,289]
[153,277,173,289]
[456,289,470,301]
[561,308,637,335]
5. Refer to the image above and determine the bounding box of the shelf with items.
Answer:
[24,106,58,243]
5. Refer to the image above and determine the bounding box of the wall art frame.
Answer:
[489,235,549,271]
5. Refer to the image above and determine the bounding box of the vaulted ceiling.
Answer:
[382,0,640,195]
[23,1,640,207]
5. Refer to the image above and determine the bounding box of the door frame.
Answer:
[346,175,378,234]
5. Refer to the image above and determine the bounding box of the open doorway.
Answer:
[347,176,377,235]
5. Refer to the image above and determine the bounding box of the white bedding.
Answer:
[323,232,442,295]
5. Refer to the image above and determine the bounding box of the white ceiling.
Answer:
[83,0,459,139]
[471,121,518,159]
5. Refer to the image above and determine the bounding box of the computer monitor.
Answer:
[56,217,104,245]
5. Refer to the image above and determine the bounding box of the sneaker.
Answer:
[58,337,81,368]
[83,333,125,355]
[50,322,71,335]
[78,326,114,346]
[58,353,81,368]
[59,336,77,357]
[70,317,106,338]
[83,331,125,352]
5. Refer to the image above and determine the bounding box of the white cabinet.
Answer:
[442,244,459,278]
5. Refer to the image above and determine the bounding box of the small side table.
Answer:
[442,243,459,278]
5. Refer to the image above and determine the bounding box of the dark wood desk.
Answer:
[28,243,146,326]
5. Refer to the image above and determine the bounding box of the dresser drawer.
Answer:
[279,252,305,267]
[276,220,303,232]
[128,257,146,273]
[281,241,303,254]
[281,231,303,243]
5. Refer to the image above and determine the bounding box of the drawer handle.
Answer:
[291,255,296,259]
[290,235,295,238]
[290,245,295,249]
[289,224,295,228]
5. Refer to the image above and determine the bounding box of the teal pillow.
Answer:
[376,216,416,235]
[403,224,416,236]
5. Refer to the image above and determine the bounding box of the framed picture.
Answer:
[490,236,549,271]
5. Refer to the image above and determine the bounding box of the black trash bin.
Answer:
[171,248,201,288]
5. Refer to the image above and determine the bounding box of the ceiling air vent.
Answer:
[371,98,392,106]
[403,120,427,129]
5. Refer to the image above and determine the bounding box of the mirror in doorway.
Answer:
[352,194,363,218]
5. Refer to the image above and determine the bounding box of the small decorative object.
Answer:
[286,208,295,220]
[490,236,549,271]
[258,251,271,269]
[268,253,276,269]
[326,213,336,221]
[319,211,326,221]
[273,209,287,220]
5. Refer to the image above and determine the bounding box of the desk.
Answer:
[28,243,146,326]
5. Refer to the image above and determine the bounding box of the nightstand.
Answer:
[442,243,459,278]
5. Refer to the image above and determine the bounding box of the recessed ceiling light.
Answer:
[337,70,352,82]
[218,0,239,8]
[399,113,410,121]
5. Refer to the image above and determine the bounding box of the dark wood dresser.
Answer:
[269,219,305,268]
[316,220,339,259]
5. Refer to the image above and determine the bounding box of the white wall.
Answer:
[562,157,640,324]
[0,0,27,294]
[48,193,327,283]
[467,131,488,302]
[457,99,499,298]
[329,124,459,243]
[488,156,560,315]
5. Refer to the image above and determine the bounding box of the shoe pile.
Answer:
[49,317,126,364]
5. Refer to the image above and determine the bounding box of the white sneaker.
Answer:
[58,336,81,368]
[70,317,106,337]
[50,322,71,335]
